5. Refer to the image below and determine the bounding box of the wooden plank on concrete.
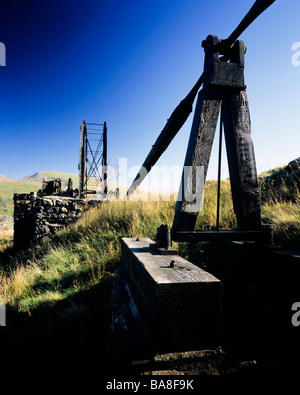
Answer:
[121,237,222,352]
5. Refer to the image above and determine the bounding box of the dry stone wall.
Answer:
[14,193,96,249]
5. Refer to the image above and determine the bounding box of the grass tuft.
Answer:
[0,173,299,312]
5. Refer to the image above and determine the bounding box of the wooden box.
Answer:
[120,237,222,352]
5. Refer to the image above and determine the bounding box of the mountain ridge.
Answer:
[17,171,80,187]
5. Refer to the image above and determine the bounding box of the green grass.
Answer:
[0,198,176,312]
[0,170,97,216]
[259,158,300,204]
[0,180,40,216]
[0,165,299,313]
[261,197,300,247]
[0,229,13,253]
[0,167,298,377]
[19,170,80,188]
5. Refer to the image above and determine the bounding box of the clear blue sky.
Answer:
[0,0,299,191]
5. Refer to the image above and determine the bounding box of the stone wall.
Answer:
[13,193,95,249]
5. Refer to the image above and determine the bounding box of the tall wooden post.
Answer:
[102,121,108,195]
[172,36,261,234]
[222,90,261,230]
[79,120,87,198]
[172,86,222,231]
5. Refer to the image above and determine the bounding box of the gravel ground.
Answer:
[0,215,13,230]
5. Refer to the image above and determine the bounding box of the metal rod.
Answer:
[86,123,104,126]
[88,138,103,141]
[86,158,101,180]
[86,139,103,182]
[85,128,88,192]
[216,108,223,231]
[126,74,204,196]
[87,143,103,176]
[92,133,104,164]
[79,120,87,198]
[102,121,108,195]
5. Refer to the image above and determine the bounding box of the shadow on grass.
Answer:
[0,275,115,377]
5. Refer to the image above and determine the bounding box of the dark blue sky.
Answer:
[0,0,299,191]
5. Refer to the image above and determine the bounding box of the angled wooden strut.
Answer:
[172,35,262,234]
[127,1,276,199]
[79,120,87,198]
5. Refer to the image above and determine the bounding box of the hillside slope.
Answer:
[0,157,299,217]
[0,162,299,376]
[0,175,14,182]
[0,171,79,216]
[18,171,80,188]
[0,180,40,216]
[259,157,300,203]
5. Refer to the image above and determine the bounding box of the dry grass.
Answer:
[0,228,13,239]
[0,174,299,312]
[0,228,13,253]
[261,197,300,246]
[0,198,176,312]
